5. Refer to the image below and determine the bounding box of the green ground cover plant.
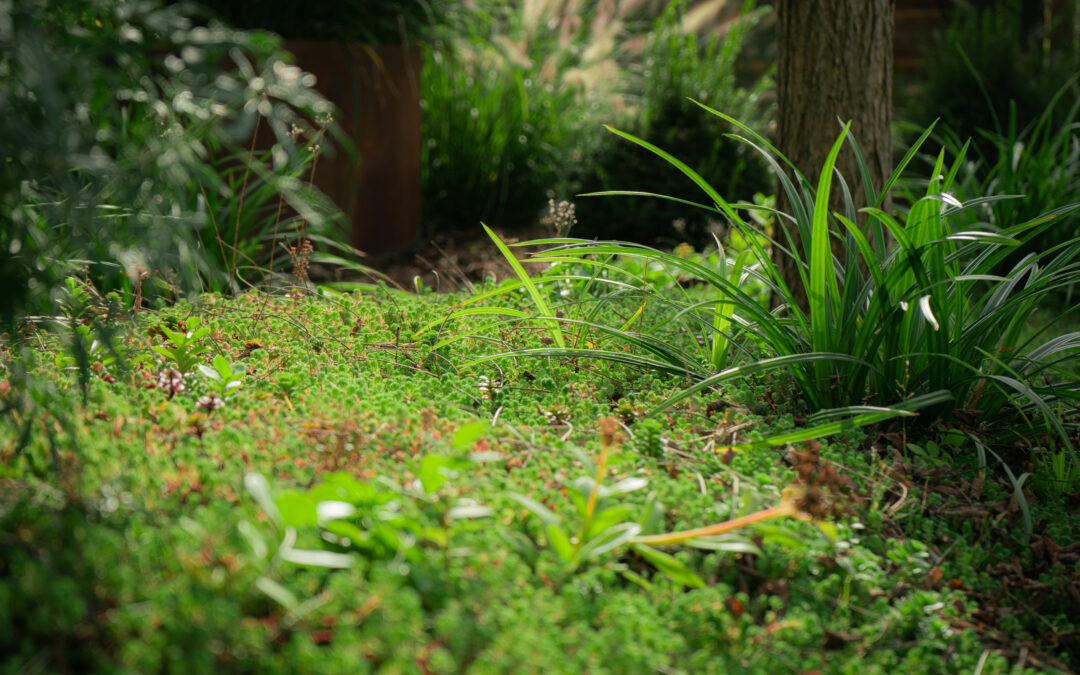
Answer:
[2,276,1078,672]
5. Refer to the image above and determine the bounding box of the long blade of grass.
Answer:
[878,120,940,206]
[987,372,1075,455]
[840,122,878,208]
[809,124,850,389]
[462,347,702,378]
[648,352,878,416]
[415,306,532,340]
[983,445,1033,545]
[690,99,813,236]
[601,126,742,224]
[577,190,723,214]
[482,223,565,349]
[725,390,954,451]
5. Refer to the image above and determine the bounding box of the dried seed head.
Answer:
[197,394,225,412]
[157,368,185,397]
[290,238,314,283]
[599,417,619,447]
[541,199,577,237]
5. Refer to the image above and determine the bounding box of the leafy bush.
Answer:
[206,0,451,44]
[421,0,618,233]
[421,0,773,243]
[0,0,340,333]
[572,0,773,247]
[900,0,1078,155]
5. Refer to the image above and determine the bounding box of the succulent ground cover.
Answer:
[2,277,1077,673]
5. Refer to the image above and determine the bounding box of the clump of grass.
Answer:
[904,76,1080,304]
[464,108,1080,463]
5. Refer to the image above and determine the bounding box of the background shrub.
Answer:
[899,0,1078,154]
[896,0,1080,304]
[572,1,773,248]
[0,0,342,332]
[421,0,774,246]
[421,0,620,234]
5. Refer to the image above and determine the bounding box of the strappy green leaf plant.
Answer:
[903,75,1080,303]
[461,107,1080,458]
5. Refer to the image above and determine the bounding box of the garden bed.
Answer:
[2,280,1076,673]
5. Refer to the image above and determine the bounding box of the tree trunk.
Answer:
[774,0,894,312]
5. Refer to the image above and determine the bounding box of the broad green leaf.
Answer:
[255,576,298,609]
[244,472,282,529]
[197,363,221,380]
[631,544,706,588]
[683,536,762,555]
[752,523,806,549]
[602,476,649,497]
[315,501,356,522]
[637,495,666,535]
[546,523,574,561]
[815,521,839,542]
[578,523,641,561]
[236,520,268,560]
[212,355,232,376]
[510,493,564,530]
[279,547,354,569]
[161,326,186,349]
[323,520,368,547]
[452,420,489,451]
[618,568,654,590]
[586,504,637,539]
[275,491,318,527]
[447,504,493,521]
[418,455,451,494]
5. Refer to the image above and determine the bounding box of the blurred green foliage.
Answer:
[0,0,341,333]
[900,0,1079,154]
[573,0,773,247]
[898,0,1080,303]
[421,0,616,234]
[421,0,773,245]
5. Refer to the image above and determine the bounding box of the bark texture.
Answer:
[774,0,894,311]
